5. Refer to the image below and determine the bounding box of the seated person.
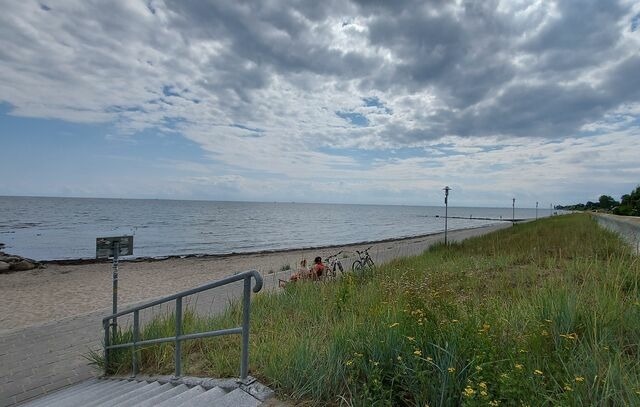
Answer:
[287,259,308,282]
[309,256,326,280]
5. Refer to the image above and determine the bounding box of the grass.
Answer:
[95,214,640,406]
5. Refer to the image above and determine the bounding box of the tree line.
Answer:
[556,185,640,216]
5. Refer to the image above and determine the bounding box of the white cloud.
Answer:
[0,0,639,205]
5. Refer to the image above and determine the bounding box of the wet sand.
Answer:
[0,223,511,333]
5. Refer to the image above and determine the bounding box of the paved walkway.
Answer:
[593,213,640,254]
[0,310,103,406]
[0,224,511,406]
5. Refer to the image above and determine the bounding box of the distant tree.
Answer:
[585,201,598,210]
[558,185,640,216]
[615,186,640,216]
[598,195,619,210]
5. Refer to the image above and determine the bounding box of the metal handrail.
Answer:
[102,269,263,382]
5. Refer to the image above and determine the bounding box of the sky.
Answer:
[1,0,639,207]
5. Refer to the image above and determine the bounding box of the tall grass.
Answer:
[99,214,640,406]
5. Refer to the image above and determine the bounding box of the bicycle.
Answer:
[324,251,345,279]
[352,246,375,275]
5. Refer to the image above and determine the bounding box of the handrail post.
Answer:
[103,319,110,374]
[131,310,139,377]
[174,296,183,378]
[240,276,252,380]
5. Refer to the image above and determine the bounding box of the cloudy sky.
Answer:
[1,0,639,207]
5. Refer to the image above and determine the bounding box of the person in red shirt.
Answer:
[310,256,325,280]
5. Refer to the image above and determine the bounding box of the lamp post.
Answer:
[512,198,516,223]
[444,186,451,245]
[536,201,539,220]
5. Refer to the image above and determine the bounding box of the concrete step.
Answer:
[131,383,189,407]
[40,379,129,407]
[114,382,175,407]
[182,386,227,407]
[215,388,261,407]
[19,379,100,407]
[154,385,206,407]
[83,380,151,407]
[18,378,269,407]
[95,381,162,407]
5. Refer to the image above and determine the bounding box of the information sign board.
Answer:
[96,236,134,259]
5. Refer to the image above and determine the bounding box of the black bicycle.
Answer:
[325,251,345,279]
[352,246,375,275]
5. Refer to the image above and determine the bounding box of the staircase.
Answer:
[19,377,272,407]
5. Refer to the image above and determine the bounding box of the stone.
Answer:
[0,255,22,263]
[0,261,10,272]
[10,260,37,271]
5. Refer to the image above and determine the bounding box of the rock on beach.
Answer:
[0,251,42,273]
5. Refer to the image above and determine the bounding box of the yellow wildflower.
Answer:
[451,319,459,323]
[515,364,524,370]
[463,386,475,397]
[406,336,415,342]
[397,356,402,361]
[564,385,573,391]
[475,365,483,371]
[346,360,353,366]
[534,369,544,376]
[541,330,549,336]
[575,376,585,382]
[479,382,487,390]
[389,322,399,328]
[480,390,488,397]
[559,333,578,340]
[426,356,433,362]
[448,367,456,373]
[489,401,500,406]
[414,350,422,356]
[354,352,363,357]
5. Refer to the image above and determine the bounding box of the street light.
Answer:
[444,186,451,245]
[512,198,516,223]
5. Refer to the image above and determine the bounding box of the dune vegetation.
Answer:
[99,214,640,406]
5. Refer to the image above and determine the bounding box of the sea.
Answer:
[0,196,553,261]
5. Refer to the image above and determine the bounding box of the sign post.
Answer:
[97,236,133,341]
[443,186,451,245]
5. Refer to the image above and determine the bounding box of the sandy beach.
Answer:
[0,223,511,333]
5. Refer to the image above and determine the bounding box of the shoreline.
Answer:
[0,223,512,333]
[37,222,508,265]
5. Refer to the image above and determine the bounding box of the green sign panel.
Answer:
[96,235,134,259]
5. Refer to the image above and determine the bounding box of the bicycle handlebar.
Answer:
[326,251,343,260]
[356,246,372,255]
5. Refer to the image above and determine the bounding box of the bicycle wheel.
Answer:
[365,257,375,268]
[326,264,336,279]
[337,260,344,274]
[352,260,364,275]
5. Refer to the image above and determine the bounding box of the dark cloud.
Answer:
[1,0,638,145]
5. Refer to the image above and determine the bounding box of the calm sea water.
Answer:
[0,197,551,261]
